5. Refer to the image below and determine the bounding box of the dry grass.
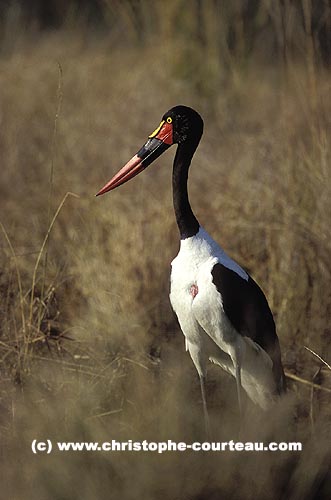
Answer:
[0,5,331,499]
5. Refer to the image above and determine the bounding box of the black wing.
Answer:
[211,263,285,393]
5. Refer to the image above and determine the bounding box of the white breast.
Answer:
[169,227,277,408]
[169,227,247,348]
[171,227,248,282]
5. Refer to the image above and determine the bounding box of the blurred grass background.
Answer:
[0,1,331,498]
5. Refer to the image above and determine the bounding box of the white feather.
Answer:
[170,226,277,409]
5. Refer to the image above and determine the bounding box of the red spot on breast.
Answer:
[190,284,199,298]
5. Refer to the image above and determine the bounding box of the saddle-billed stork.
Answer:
[97,105,286,433]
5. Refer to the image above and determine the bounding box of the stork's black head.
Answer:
[160,105,204,144]
[96,105,203,196]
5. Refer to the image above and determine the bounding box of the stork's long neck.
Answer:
[172,137,200,239]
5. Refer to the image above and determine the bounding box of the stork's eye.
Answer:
[166,117,173,124]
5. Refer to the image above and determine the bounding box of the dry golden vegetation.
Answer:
[0,2,331,499]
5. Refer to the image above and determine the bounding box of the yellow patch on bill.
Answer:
[149,120,165,138]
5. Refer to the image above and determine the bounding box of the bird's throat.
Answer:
[172,141,200,240]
